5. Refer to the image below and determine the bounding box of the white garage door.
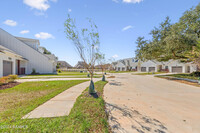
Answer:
[3,60,13,76]
[141,67,146,72]
[149,67,155,72]
[172,66,182,73]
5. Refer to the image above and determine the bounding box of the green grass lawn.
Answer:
[132,72,167,75]
[0,80,109,132]
[65,81,109,132]
[20,75,102,79]
[156,73,198,80]
[20,71,102,79]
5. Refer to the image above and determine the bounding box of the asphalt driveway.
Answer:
[104,73,200,133]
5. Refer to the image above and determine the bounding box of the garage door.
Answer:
[3,61,13,76]
[149,67,155,72]
[141,67,146,72]
[172,66,182,73]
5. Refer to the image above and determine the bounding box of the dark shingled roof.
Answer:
[57,61,73,68]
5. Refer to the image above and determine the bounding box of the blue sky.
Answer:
[0,0,199,66]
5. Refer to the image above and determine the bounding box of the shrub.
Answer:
[31,69,40,75]
[190,71,200,77]
[56,64,60,69]
[57,69,62,73]
[0,75,18,86]
[0,77,8,84]
[31,68,37,75]
[8,75,18,82]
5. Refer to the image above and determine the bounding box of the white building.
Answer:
[112,57,198,73]
[165,60,197,73]
[112,58,138,71]
[0,28,57,77]
[139,60,162,72]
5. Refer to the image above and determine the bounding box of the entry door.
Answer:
[187,66,190,73]
[3,61,13,76]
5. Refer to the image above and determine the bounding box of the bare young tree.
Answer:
[64,15,100,94]
[96,53,106,81]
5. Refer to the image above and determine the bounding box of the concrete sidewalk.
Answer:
[23,79,99,119]
[17,78,97,83]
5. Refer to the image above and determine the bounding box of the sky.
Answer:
[0,0,199,66]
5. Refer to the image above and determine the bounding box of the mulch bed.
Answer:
[107,76,115,78]
[0,82,20,90]
[171,79,200,87]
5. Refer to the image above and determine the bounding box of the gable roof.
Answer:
[57,61,73,68]
[0,45,27,61]
[15,37,40,45]
[74,61,86,68]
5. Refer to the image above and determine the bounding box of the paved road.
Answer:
[104,73,200,133]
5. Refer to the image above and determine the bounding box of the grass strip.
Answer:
[0,80,110,133]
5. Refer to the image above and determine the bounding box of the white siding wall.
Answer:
[114,58,138,71]
[167,61,185,73]
[166,60,198,73]
[0,29,54,74]
[190,64,198,73]
[141,61,157,72]
[115,62,126,71]
[18,39,39,50]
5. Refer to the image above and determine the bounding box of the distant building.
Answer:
[74,61,86,69]
[112,57,197,73]
[57,61,73,69]
[112,58,138,71]
[95,64,112,70]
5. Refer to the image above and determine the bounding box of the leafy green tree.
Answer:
[135,3,200,68]
[43,47,52,55]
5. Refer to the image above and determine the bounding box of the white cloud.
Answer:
[112,54,119,58]
[122,25,133,31]
[35,32,54,39]
[3,20,17,26]
[20,30,30,34]
[23,0,57,11]
[123,0,143,3]
[68,8,72,13]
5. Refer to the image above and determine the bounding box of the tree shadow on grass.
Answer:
[90,93,99,98]
[106,103,168,133]
[84,92,100,99]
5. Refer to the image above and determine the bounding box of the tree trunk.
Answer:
[89,71,96,94]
